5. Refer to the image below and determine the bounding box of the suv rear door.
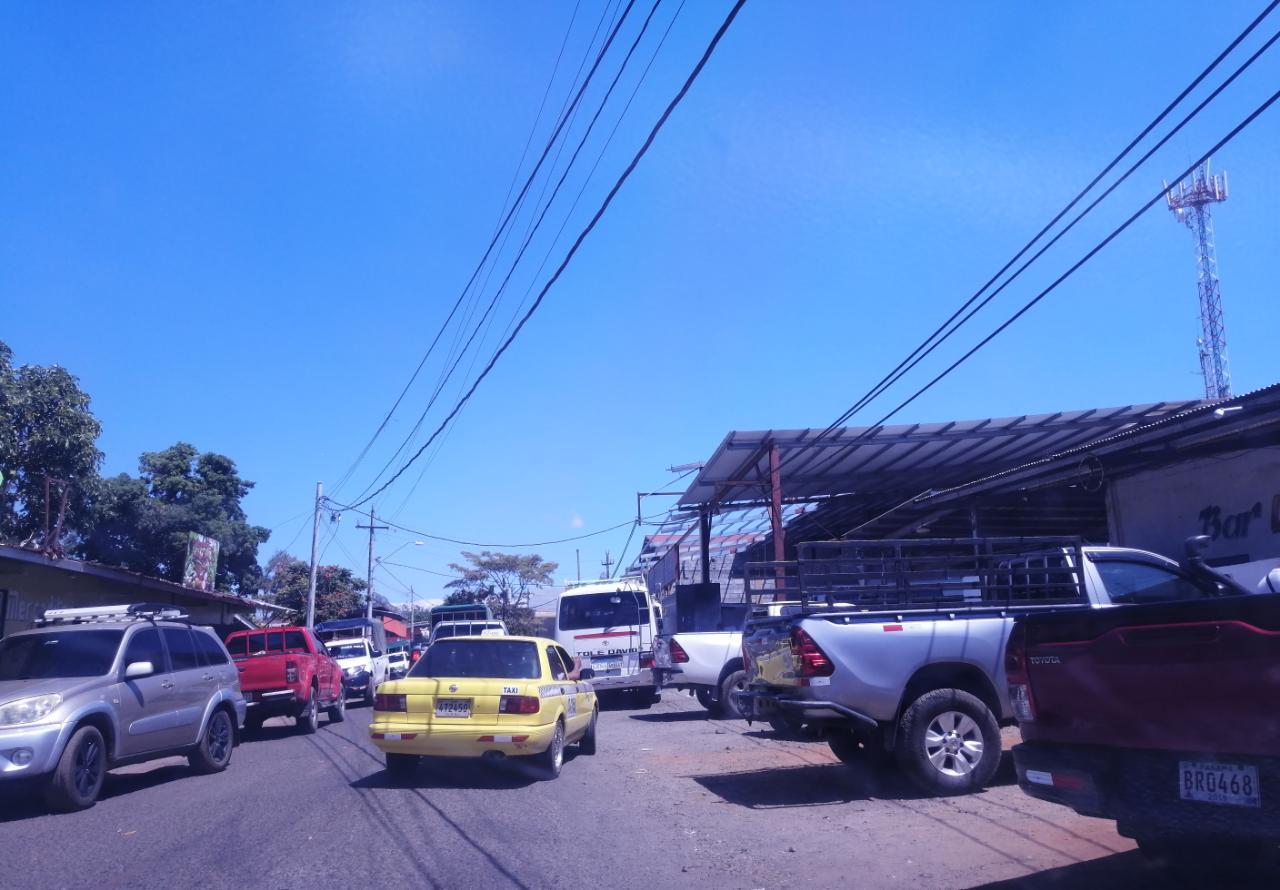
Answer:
[161,626,211,746]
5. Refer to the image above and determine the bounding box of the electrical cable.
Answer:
[347,0,750,508]
[354,0,665,505]
[775,0,1280,476]
[836,87,1280,534]
[342,0,641,503]
[611,520,641,578]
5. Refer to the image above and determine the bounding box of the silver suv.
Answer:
[0,603,246,812]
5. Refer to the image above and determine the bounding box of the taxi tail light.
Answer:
[669,639,690,664]
[284,661,299,684]
[790,627,834,678]
[498,695,540,715]
[639,651,655,670]
[375,693,407,712]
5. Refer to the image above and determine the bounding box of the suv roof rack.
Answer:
[37,603,190,626]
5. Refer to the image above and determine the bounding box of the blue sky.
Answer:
[3,1,1278,608]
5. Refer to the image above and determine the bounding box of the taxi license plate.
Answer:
[435,699,471,718]
[1178,761,1261,808]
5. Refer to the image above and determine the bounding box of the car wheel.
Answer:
[896,689,1000,795]
[694,687,724,715]
[630,688,654,710]
[719,670,748,719]
[827,728,892,766]
[189,708,235,774]
[385,753,420,785]
[327,688,346,724]
[536,721,565,779]
[297,687,319,735]
[45,724,107,813]
[579,707,599,756]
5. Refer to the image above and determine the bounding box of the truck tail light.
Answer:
[498,695,540,715]
[1005,623,1036,722]
[790,627,834,678]
[639,651,655,670]
[669,639,691,664]
[375,693,407,712]
[284,661,299,684]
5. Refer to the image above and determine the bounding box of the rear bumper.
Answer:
[242,689,303,718]
[369,720,557,758]
[588,668,655,693]
[737,687,878,731]
[1013,741,1280,841]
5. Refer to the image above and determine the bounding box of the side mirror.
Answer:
[578,668,596,681]
[1184,535,1212,559]
[125,661,155,679]
[1266,567,1280,595]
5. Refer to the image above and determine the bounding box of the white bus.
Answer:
[553,577,660,709]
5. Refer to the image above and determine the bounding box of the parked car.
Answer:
[1009,564,1280,870]
[654,600,802,720]
[326,637,389,705]
[223,626,345,733]
[0,603,244,812]
[737,537,1249,796]
[369,635,598,783]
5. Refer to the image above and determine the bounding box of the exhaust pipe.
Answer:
[481,750,506,763]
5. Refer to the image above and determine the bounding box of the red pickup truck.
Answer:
[1008,574,1280,871]
[225,626,346,733]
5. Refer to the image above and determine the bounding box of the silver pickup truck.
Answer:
[737,537,1244,796]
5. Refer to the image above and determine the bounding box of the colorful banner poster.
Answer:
[183,532,220,591]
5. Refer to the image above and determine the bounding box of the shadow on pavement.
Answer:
[692,761,930,808]
[350,751,582,791]
[968,848,1280,890]
[0,760,198,822]
[629,709,738,723]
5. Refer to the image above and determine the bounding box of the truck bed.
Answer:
[1015,592,1280,757]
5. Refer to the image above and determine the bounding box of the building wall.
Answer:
[1107,446,1280,589]
[1,559,241,638]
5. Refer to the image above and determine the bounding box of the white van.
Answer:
[554,577,659,708]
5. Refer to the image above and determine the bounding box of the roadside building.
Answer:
[0,543,260,639]
[668,383,1280,591]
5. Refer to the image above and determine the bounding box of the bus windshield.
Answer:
[558,592,650,631]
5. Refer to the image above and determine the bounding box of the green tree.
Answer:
[0,342,103,550]
[444,551,557,635]
[262,550,367,624]
[78,443,270,593]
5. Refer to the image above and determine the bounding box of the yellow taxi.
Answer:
[369,635,598,782]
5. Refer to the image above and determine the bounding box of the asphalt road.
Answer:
[1,692,1276,890]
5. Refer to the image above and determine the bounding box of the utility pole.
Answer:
[306,482,323,629]
[357,508,389,620]
[601,550,614,579]
[408,585,417,644]
[576,549,581,582]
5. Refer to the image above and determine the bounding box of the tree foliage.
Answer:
[262,551,368,625]
[78,443,270,593]
[444,551,557,635]
[0,342,103,547]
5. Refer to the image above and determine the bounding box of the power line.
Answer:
[341,0,641,503]
[348,0,750,508]
[776,0,1280,476]
[379,560,464,580]
[856,87,1280,466]
[353,0,666,505]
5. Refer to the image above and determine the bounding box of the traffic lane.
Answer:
[637,696,1279,889]
[0,700,705,890]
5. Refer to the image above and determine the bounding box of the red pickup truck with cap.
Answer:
[224,626,346,733]
[1008,562,1280,871]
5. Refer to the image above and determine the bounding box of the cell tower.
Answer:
[1164,159,1232,400]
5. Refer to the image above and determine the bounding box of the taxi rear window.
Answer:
[411,639,540,679]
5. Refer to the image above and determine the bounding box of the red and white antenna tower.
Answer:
[1164,159,1232,400]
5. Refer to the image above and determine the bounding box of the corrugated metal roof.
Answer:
[679,400,1205,509]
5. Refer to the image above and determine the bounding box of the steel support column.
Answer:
[699,506,712,584]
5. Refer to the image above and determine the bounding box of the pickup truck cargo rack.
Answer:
[745,537,1090,613]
